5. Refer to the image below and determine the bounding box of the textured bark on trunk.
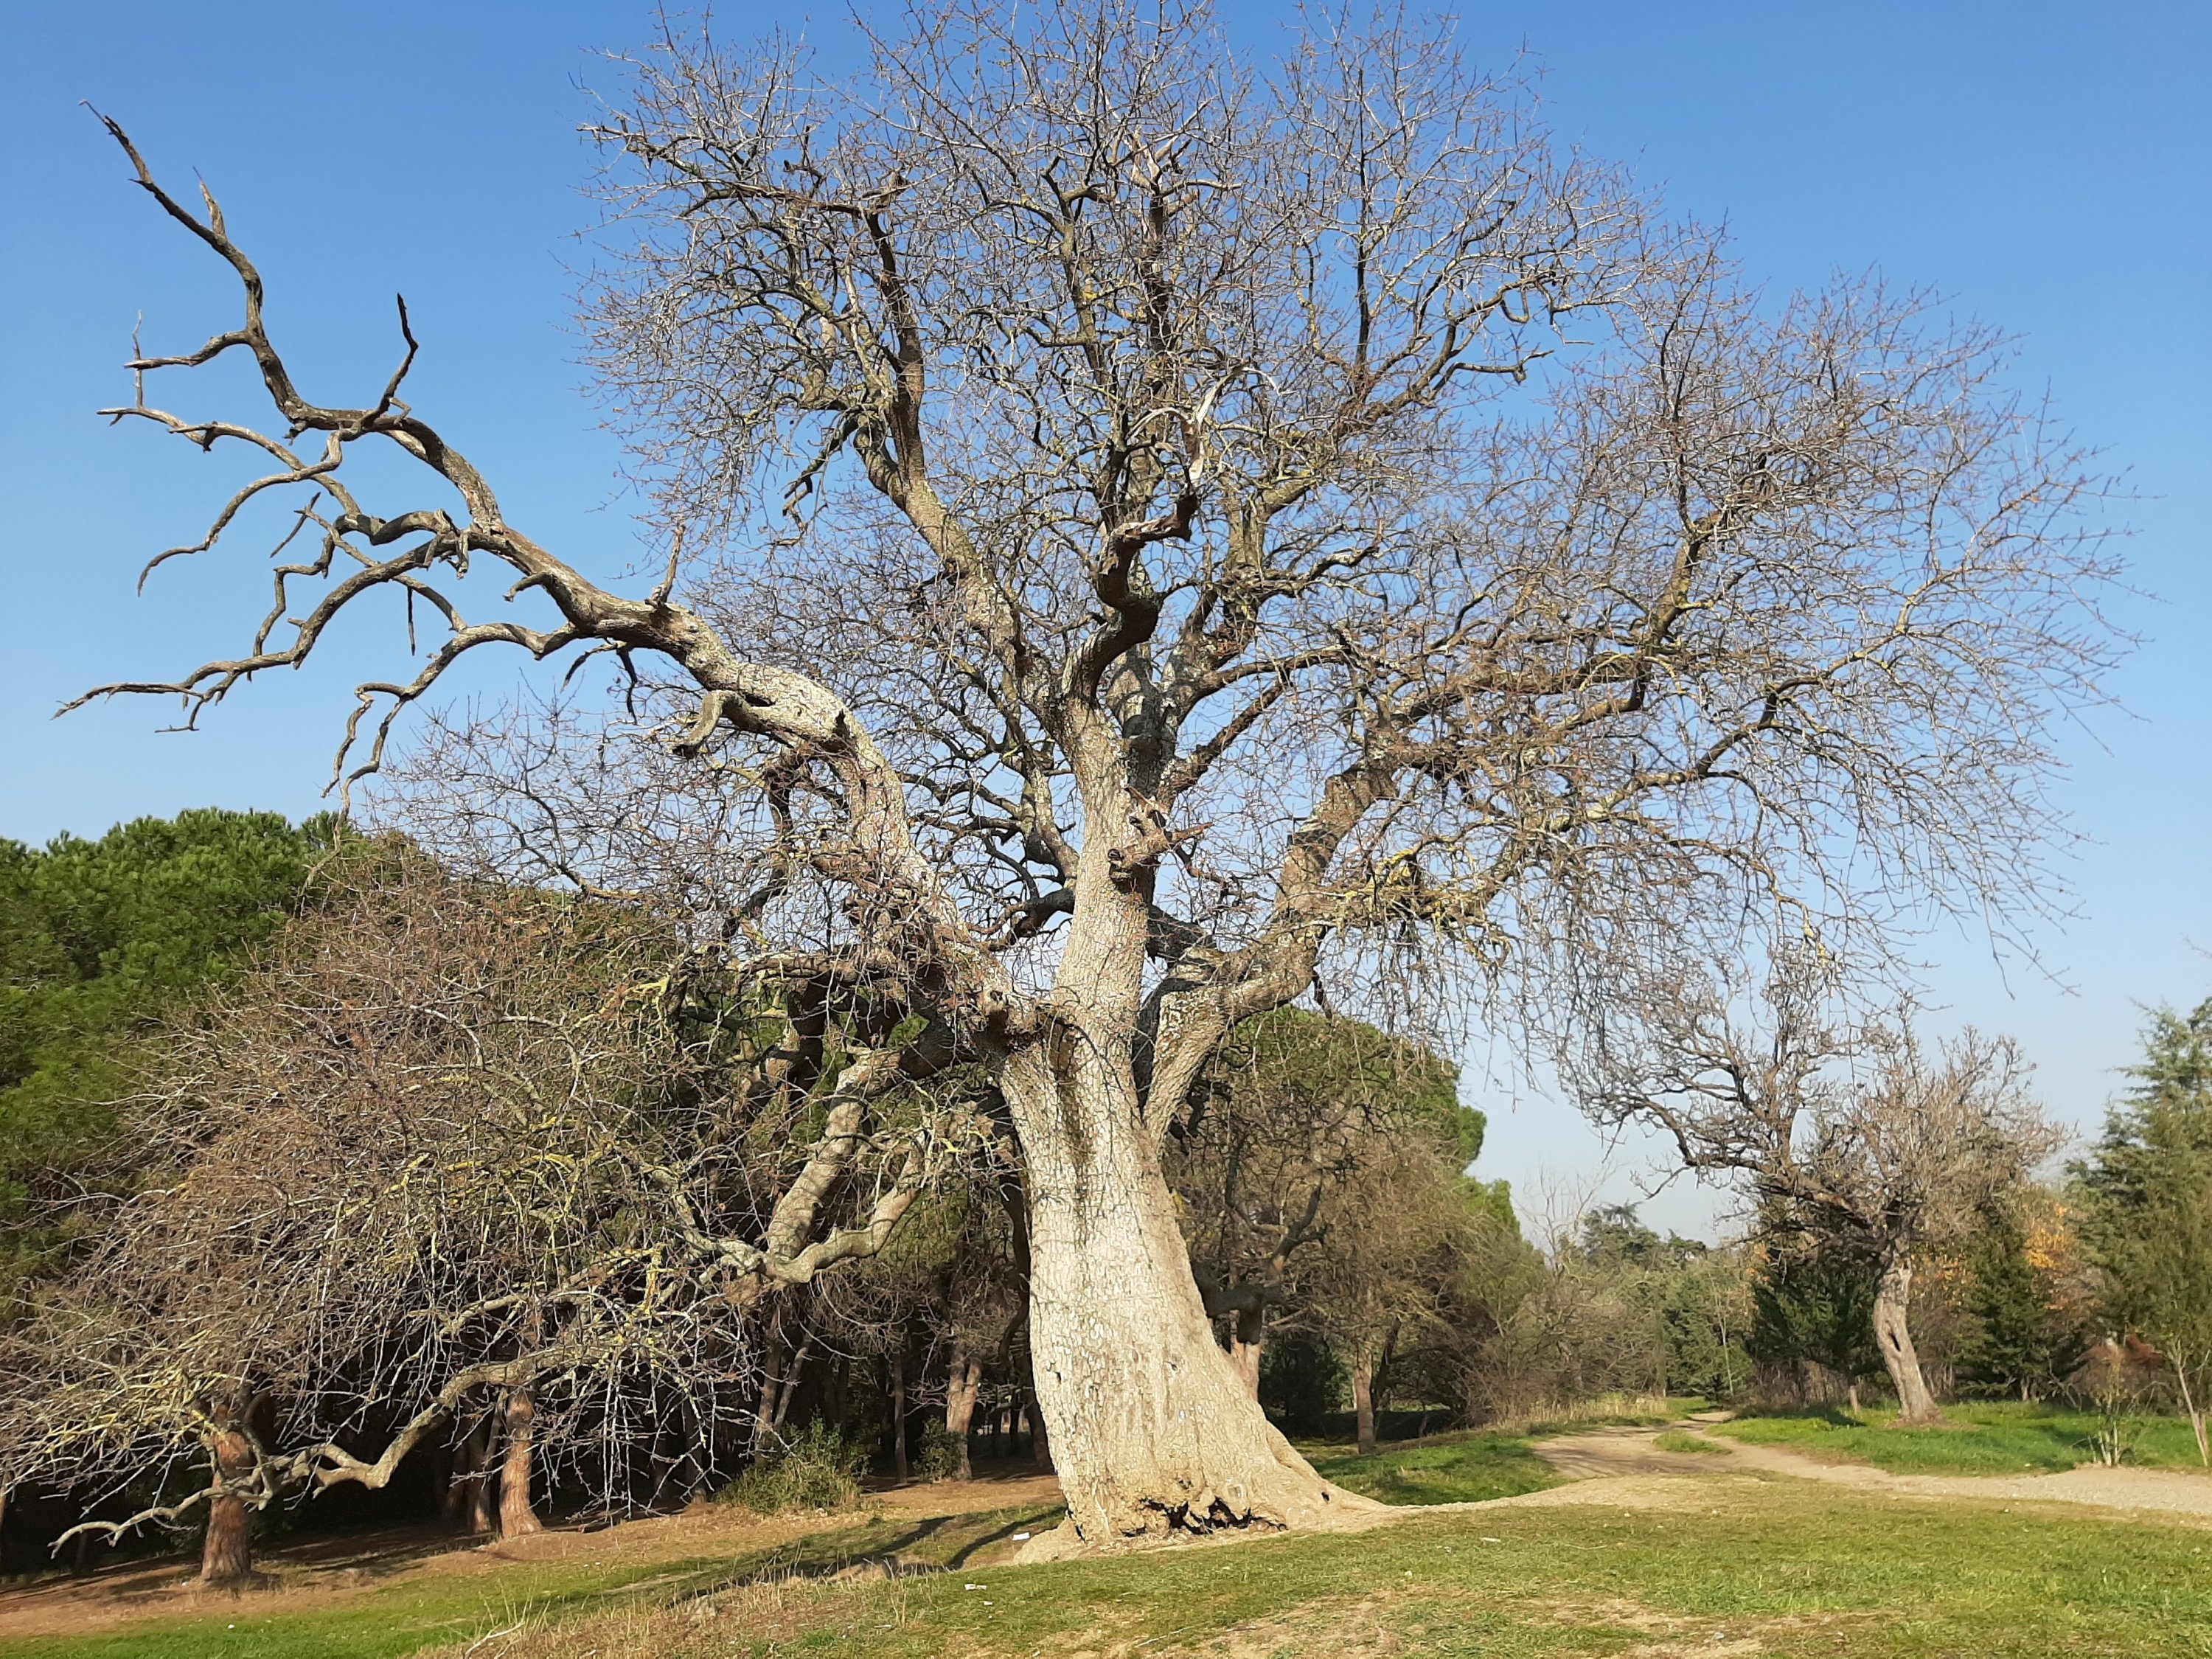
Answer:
[1004,1037,1359,1546]
[944,1343,984,1481]
[496,1387,542,1538]
[1872,1256,1943,1425]
[1351,1346,1379,1457]
[198,1424,257,1586]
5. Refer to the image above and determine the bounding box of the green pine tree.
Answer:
[0,808,337,1284]
[1957,1206,2081,1401]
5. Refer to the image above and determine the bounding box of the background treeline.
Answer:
[1,813,2206,1581]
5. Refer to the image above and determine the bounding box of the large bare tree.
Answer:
[69,1,2114,1543]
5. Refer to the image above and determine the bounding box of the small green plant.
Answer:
[914,1420,965,1481]
[1653,1430,1731,1455]
[719,1421,872,1514]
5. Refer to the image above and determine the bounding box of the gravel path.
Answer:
[1529,1423,2212,1518]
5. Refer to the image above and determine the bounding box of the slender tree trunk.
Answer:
[198,1420,257,1587]
[752,1303,787,1459]
[445,1411,495,1531]
[1024,1383,1053,1472]
[891,1349,909,1480]
[1002,1032,1356,1545]
[496,1387,542,1539]
[2172,1356,2209,1467]
[1351,1343,1379,1457]
[1847,1380,1862,1417]
[773,1339,810,1430]
[1871,1255,1943,1425]
[944,1342,984,1481]
[1228,1303,1267,1400]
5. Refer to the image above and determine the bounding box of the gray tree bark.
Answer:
[943,1342,984,1481]
[1005,1024,1357,1543]
[1871,1256,1943,1425]
[1350,1343,1380,1457]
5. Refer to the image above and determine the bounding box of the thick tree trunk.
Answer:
[1004,1037,1360,1546]
[1871,1255,1943,1425]
[198,1422,257,1587]
[944,1342,984,1481]
[496,1387,542,1539]
[1351,1344,1379,1457]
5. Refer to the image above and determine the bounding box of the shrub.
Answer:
[719,1422,871,1514]
[914,1421,965,1481]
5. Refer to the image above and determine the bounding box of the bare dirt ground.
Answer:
[1526,1423,2212,1518]
[0,1468,1060,1646]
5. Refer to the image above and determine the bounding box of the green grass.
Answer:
[0,1504,1065,1659]
[1651,1430,1731,1455]
[434,1479,2212,1658]
[1302,1429,1564,1505]
[0,1552,725,1659]
[1713,1399,2212,1475]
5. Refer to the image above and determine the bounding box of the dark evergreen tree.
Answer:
[1747,1217,1881,1410]
[2074,999,2212,1461]
[1956,1206,2081,1400]
[0,809,335,1284]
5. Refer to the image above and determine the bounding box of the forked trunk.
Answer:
[198,1422,257,1587]
[944,1343,984,1480]
[496,1386,542,1539]
[1871,1255,1943,1425]
[1004,1040,1360,1546]
[1351,1344,1379,1457]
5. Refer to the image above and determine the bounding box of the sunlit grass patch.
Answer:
[427,1479,2212,1658]
[1302,1430,1565,1505]
[1714,1399,2212,1475]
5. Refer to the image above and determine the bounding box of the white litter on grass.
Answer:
[1012,1531,1032,1541]
[966,1582,987,1590]
[1480,1537,1502,1544]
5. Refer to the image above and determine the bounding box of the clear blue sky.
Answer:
[3,2,2205,1237]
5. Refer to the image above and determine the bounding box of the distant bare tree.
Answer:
[1580,962,2062,1423]
[69,0,2114,1541]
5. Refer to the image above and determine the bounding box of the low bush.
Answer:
[720,1422,873,1514]
[914,1421,965,1481]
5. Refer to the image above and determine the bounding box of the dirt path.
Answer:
[0,1470,1063,1646]
[1528,1423,2212,1519]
